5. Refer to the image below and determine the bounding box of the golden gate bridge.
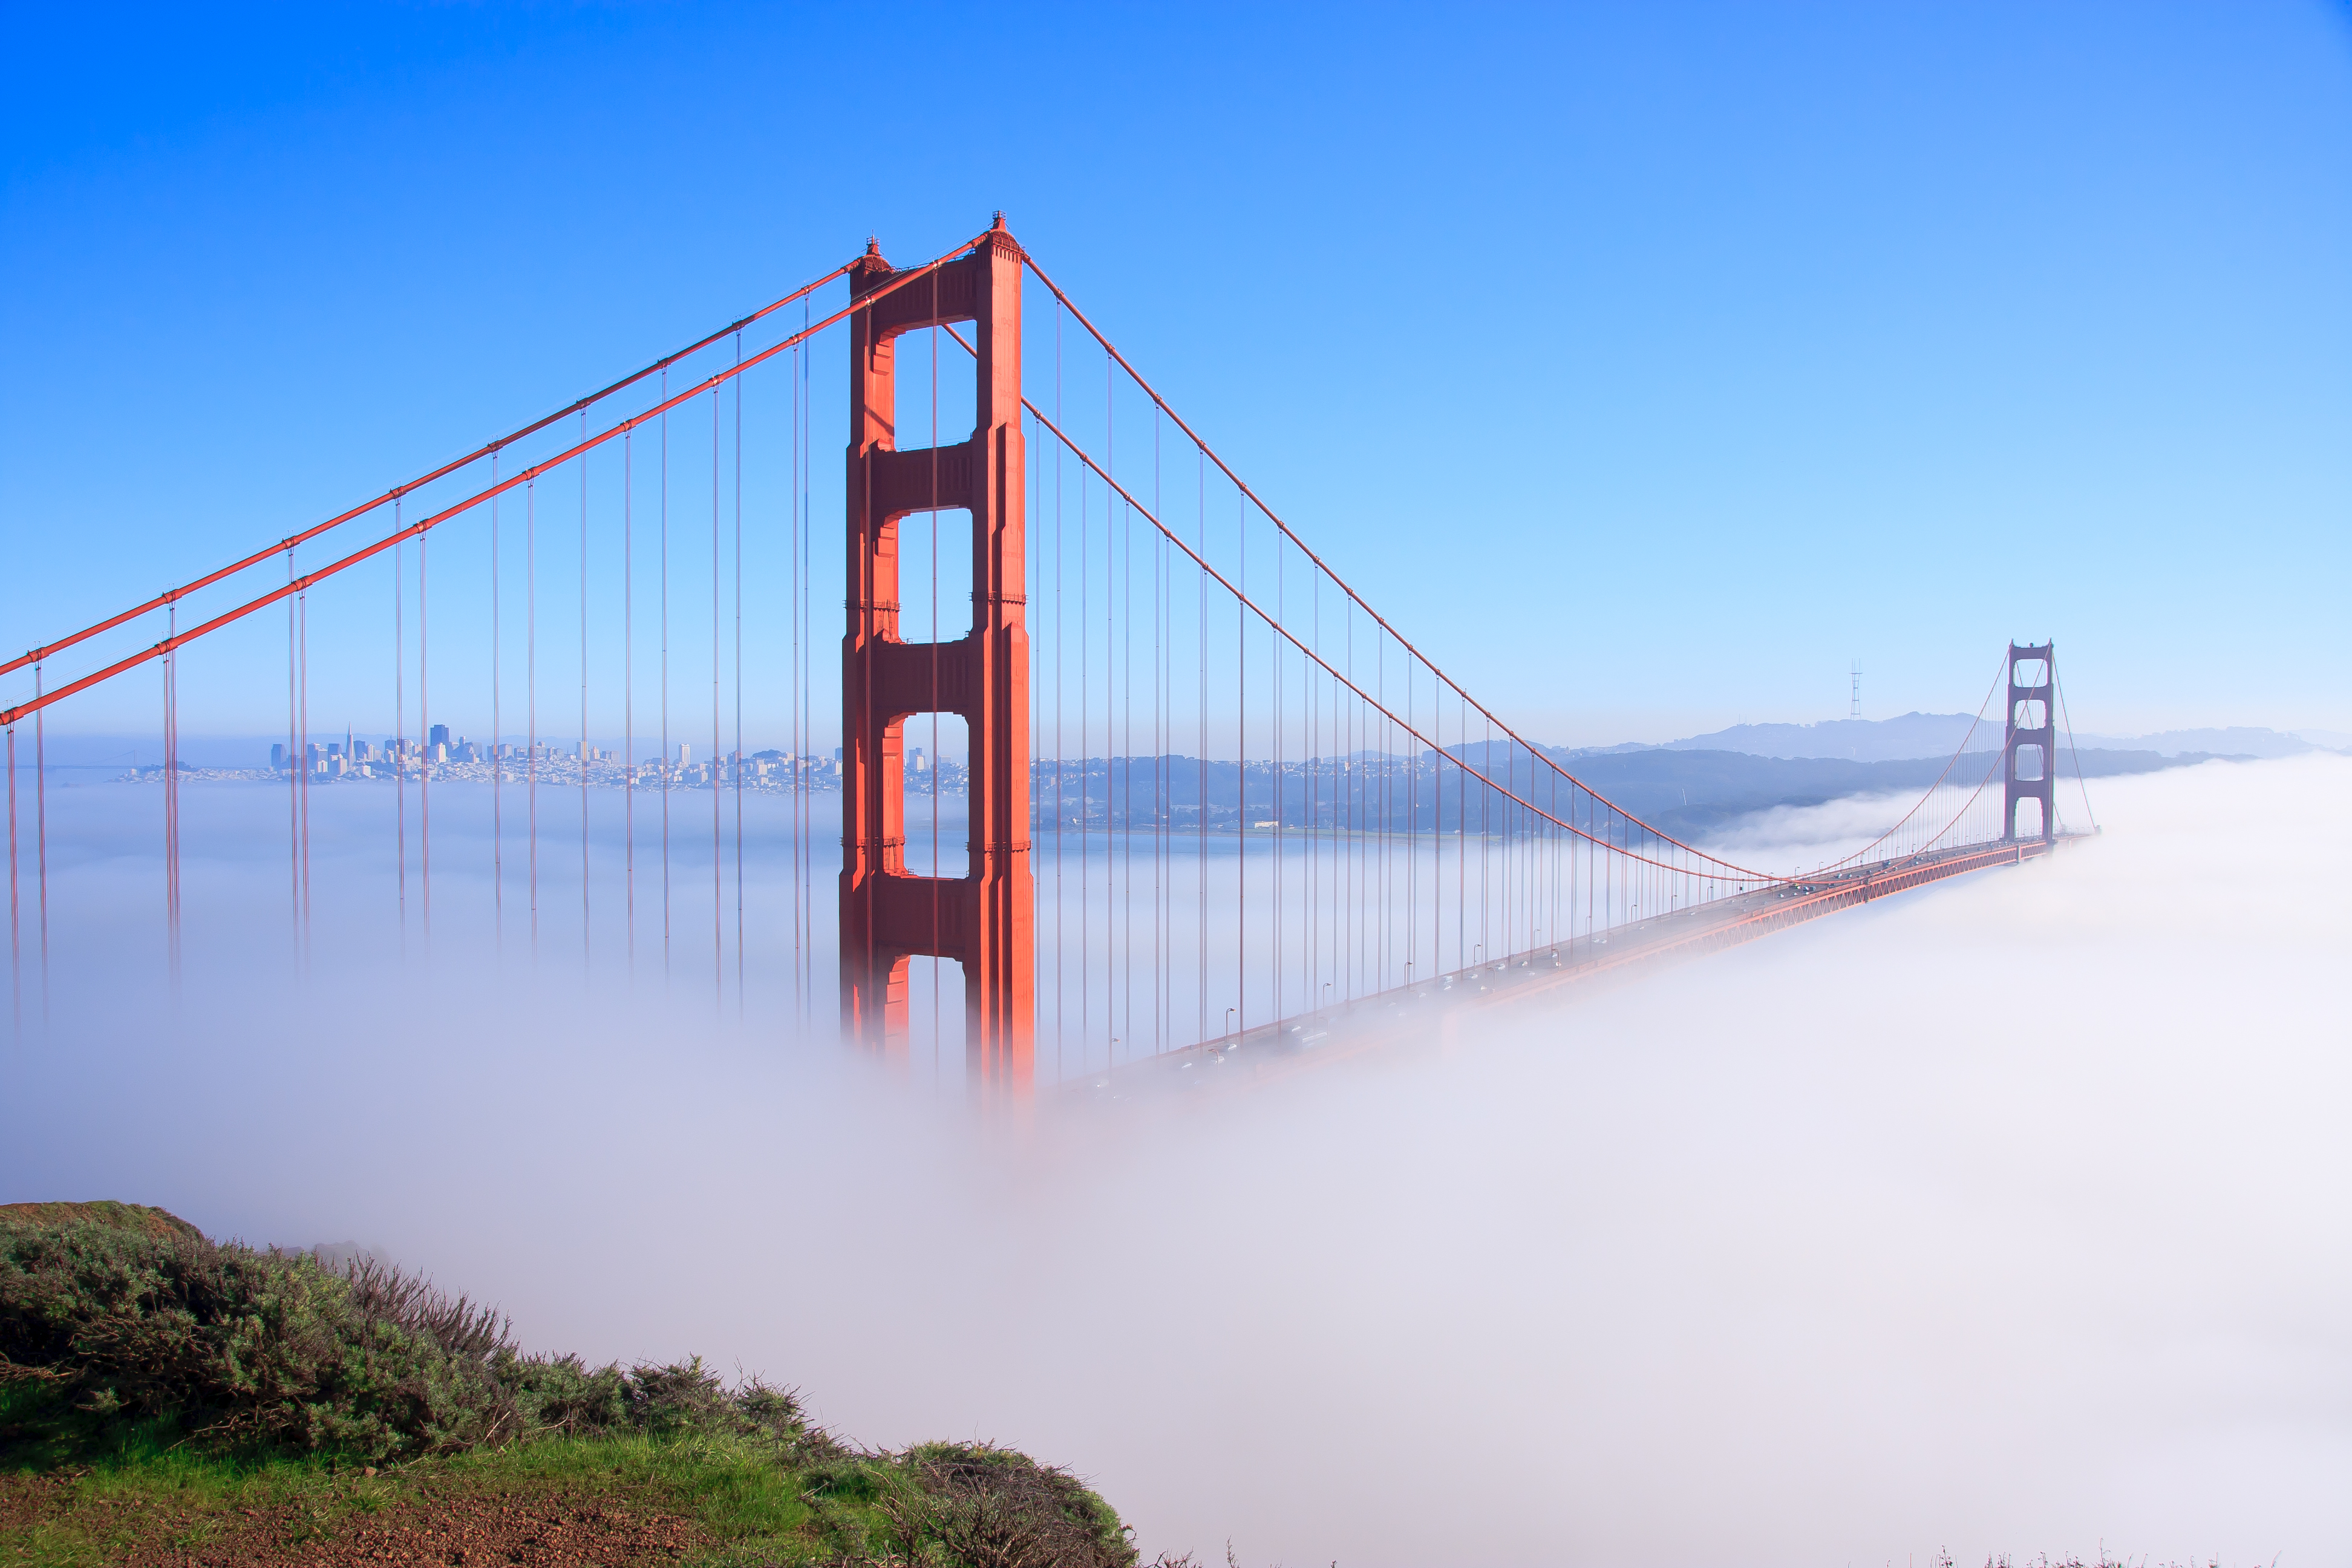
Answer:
[0,216,2097,1088]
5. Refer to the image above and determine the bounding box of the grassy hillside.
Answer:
[0,1207,1155,1567]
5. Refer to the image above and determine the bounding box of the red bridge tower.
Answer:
[2004,641,2056,843]
[840,220,1034,1091]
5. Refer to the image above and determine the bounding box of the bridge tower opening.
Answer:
[840,218,1034,1092]
[2004,641,2056,843]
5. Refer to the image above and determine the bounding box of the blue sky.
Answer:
[3,1,2346,746]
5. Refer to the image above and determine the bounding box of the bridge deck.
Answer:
[1075,833,2080,1102]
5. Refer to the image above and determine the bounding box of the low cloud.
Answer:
[5,756,2345,1565]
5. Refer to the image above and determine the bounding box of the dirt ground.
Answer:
[3,1477,707,1567]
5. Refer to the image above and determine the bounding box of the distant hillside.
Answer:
[1524,745,2226,840]
[993,739,2255,840]
[1652,712,1991,763]
[2068,726,2330,759]
[1576,712,2333,764]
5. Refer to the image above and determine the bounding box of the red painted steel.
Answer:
[840,218,1034,1091]
[2005,642,2056,843]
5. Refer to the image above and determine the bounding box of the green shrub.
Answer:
[884,1442,1138,1568]
[0,1217,1146,1566]
[0,1201,204,1242]
[0,1220,516,1457]
[496,1349,629,1436]
[0,1220,824,1465]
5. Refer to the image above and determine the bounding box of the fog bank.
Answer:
[5,756,2347,1565]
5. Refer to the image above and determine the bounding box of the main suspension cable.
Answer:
[0,237,990,733]
[1,263,861,686]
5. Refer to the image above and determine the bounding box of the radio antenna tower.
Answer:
[1849,661,1861,719]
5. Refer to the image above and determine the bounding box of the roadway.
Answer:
[1074,832,2082,1103]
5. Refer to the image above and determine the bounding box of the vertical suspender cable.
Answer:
[1053,301,1064,1078]
[165,605,181,984]
[733,339,745,1013]
[394,536,405,948]
[32,663,45,1018]
[419,523,430,940]
[661,372,671,975]
[789,335,802,1011]
[2054,662,2100,834]
[1129,439,1142,1060]
[1584,783,1593,940]
[1134,416,1143,1062]
[7,725,17,1034]
[528,480,539,950]
[790,338,799,1011]
[1080,414,1089,1060]
[1404,648,1413,987]
[713,383,723,1001]
[800,308,812,1024]
[289,550,301,940]
[492,457,503,944]
[1550,732,1560,954]
[1027,410,1040,1059]
[582,414,592,962]
[297,588,309,952]
[624,433,636,970]
[1153,407,1163,1054]
[1114,378,1125,1062]
[1111,355,1123,1064]
[930,312,941,1080]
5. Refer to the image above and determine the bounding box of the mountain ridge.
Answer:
[1565,713,2335,764]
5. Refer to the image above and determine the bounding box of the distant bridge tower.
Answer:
[840,217,1034,1092]
[2004,642,2056,843]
